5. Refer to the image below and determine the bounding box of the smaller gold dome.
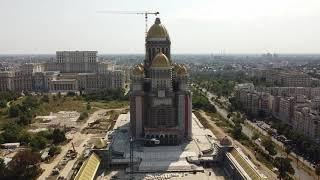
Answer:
[132,65,144,75]
[173,64,180,71]
[220,136,233,146]
[177,64,188,75]
[93,138,107,149]
[151,52,171,67]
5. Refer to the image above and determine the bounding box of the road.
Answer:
[200,87,316,180]
[199,111,277,179]
[247,120,316,171]
[38,109,107,180]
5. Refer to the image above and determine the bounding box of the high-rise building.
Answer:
[130,18,192,145]
[293,106,320,142]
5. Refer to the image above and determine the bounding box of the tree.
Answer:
[30,135,47,150]
[83,88,127,101]
[41,95,49,103]
[2,123,22,143]
[67,91,76,97]
[0,92,19,102]
[22,96,39,109]
[192,88,216,113]
[232,123,242,139]
[48,145,61,157]
[316,164,320,180]
[274,157,294,180]
[52,129,66,144]
[8,105,19,118]
[0,100,7,108]
[86,102,91,110]
[0,135,4,144]
[36,130,52,140]
[18,114,32,125]
[0,158,6,177]
[7,150,42,179]
[251,132,259,141]
[285,146,292,158]
[78,112,89,121]
[19,129,32,145]
[262,136,277,156]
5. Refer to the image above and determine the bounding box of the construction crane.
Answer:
[97,11,160,37]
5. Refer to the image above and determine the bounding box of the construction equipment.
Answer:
[66,142,77,159]
[97,11,160,37]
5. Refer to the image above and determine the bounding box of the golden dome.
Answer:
[177,64,188,75]
[138,63,144,68]
[147,18,170,39]
[151,52,171,67]
[173,64,180,71]
[93,138,107,149]
[220,136,233,146]
[132,65,144,75]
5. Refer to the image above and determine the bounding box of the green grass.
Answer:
[90,100,128,109]
[36,96,87,116]
[0,95,129,129]
[207,112,233,129]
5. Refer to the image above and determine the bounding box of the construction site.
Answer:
[33,108,127,180]
[68,112,267,180]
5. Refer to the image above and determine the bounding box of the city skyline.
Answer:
[1,1,320,179]
[1,0,320,54]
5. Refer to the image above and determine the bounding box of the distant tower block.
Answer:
[130,18,192,145]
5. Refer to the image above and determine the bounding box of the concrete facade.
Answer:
[54,51,98,73]
[293,106,320,143]
[236,83,320,142]
[0,52,125,93]
[130,18,192,145]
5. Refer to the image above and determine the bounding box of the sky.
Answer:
[1,0,320,54]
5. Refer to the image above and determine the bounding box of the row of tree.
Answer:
[227,113,295,179]
[271,121,320,163]
[0,150,42,179]
[0,123,66,151]
[8,96,40,125]
[192,87,216,113]
[83,88,128,101]
[192,74,236,98]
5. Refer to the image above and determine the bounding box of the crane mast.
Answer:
[97,10,160,37]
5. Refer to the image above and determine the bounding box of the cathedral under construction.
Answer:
[130,18,192,145]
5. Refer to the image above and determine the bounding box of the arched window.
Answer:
[148,48,152,63]
[152,48,155,60]
[158,108,166,126]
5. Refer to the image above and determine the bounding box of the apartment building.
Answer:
[235,87,273,116]
[293,106,320,143]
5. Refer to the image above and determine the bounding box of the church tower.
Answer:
[144,18,171,77]
[130,18,192,145]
